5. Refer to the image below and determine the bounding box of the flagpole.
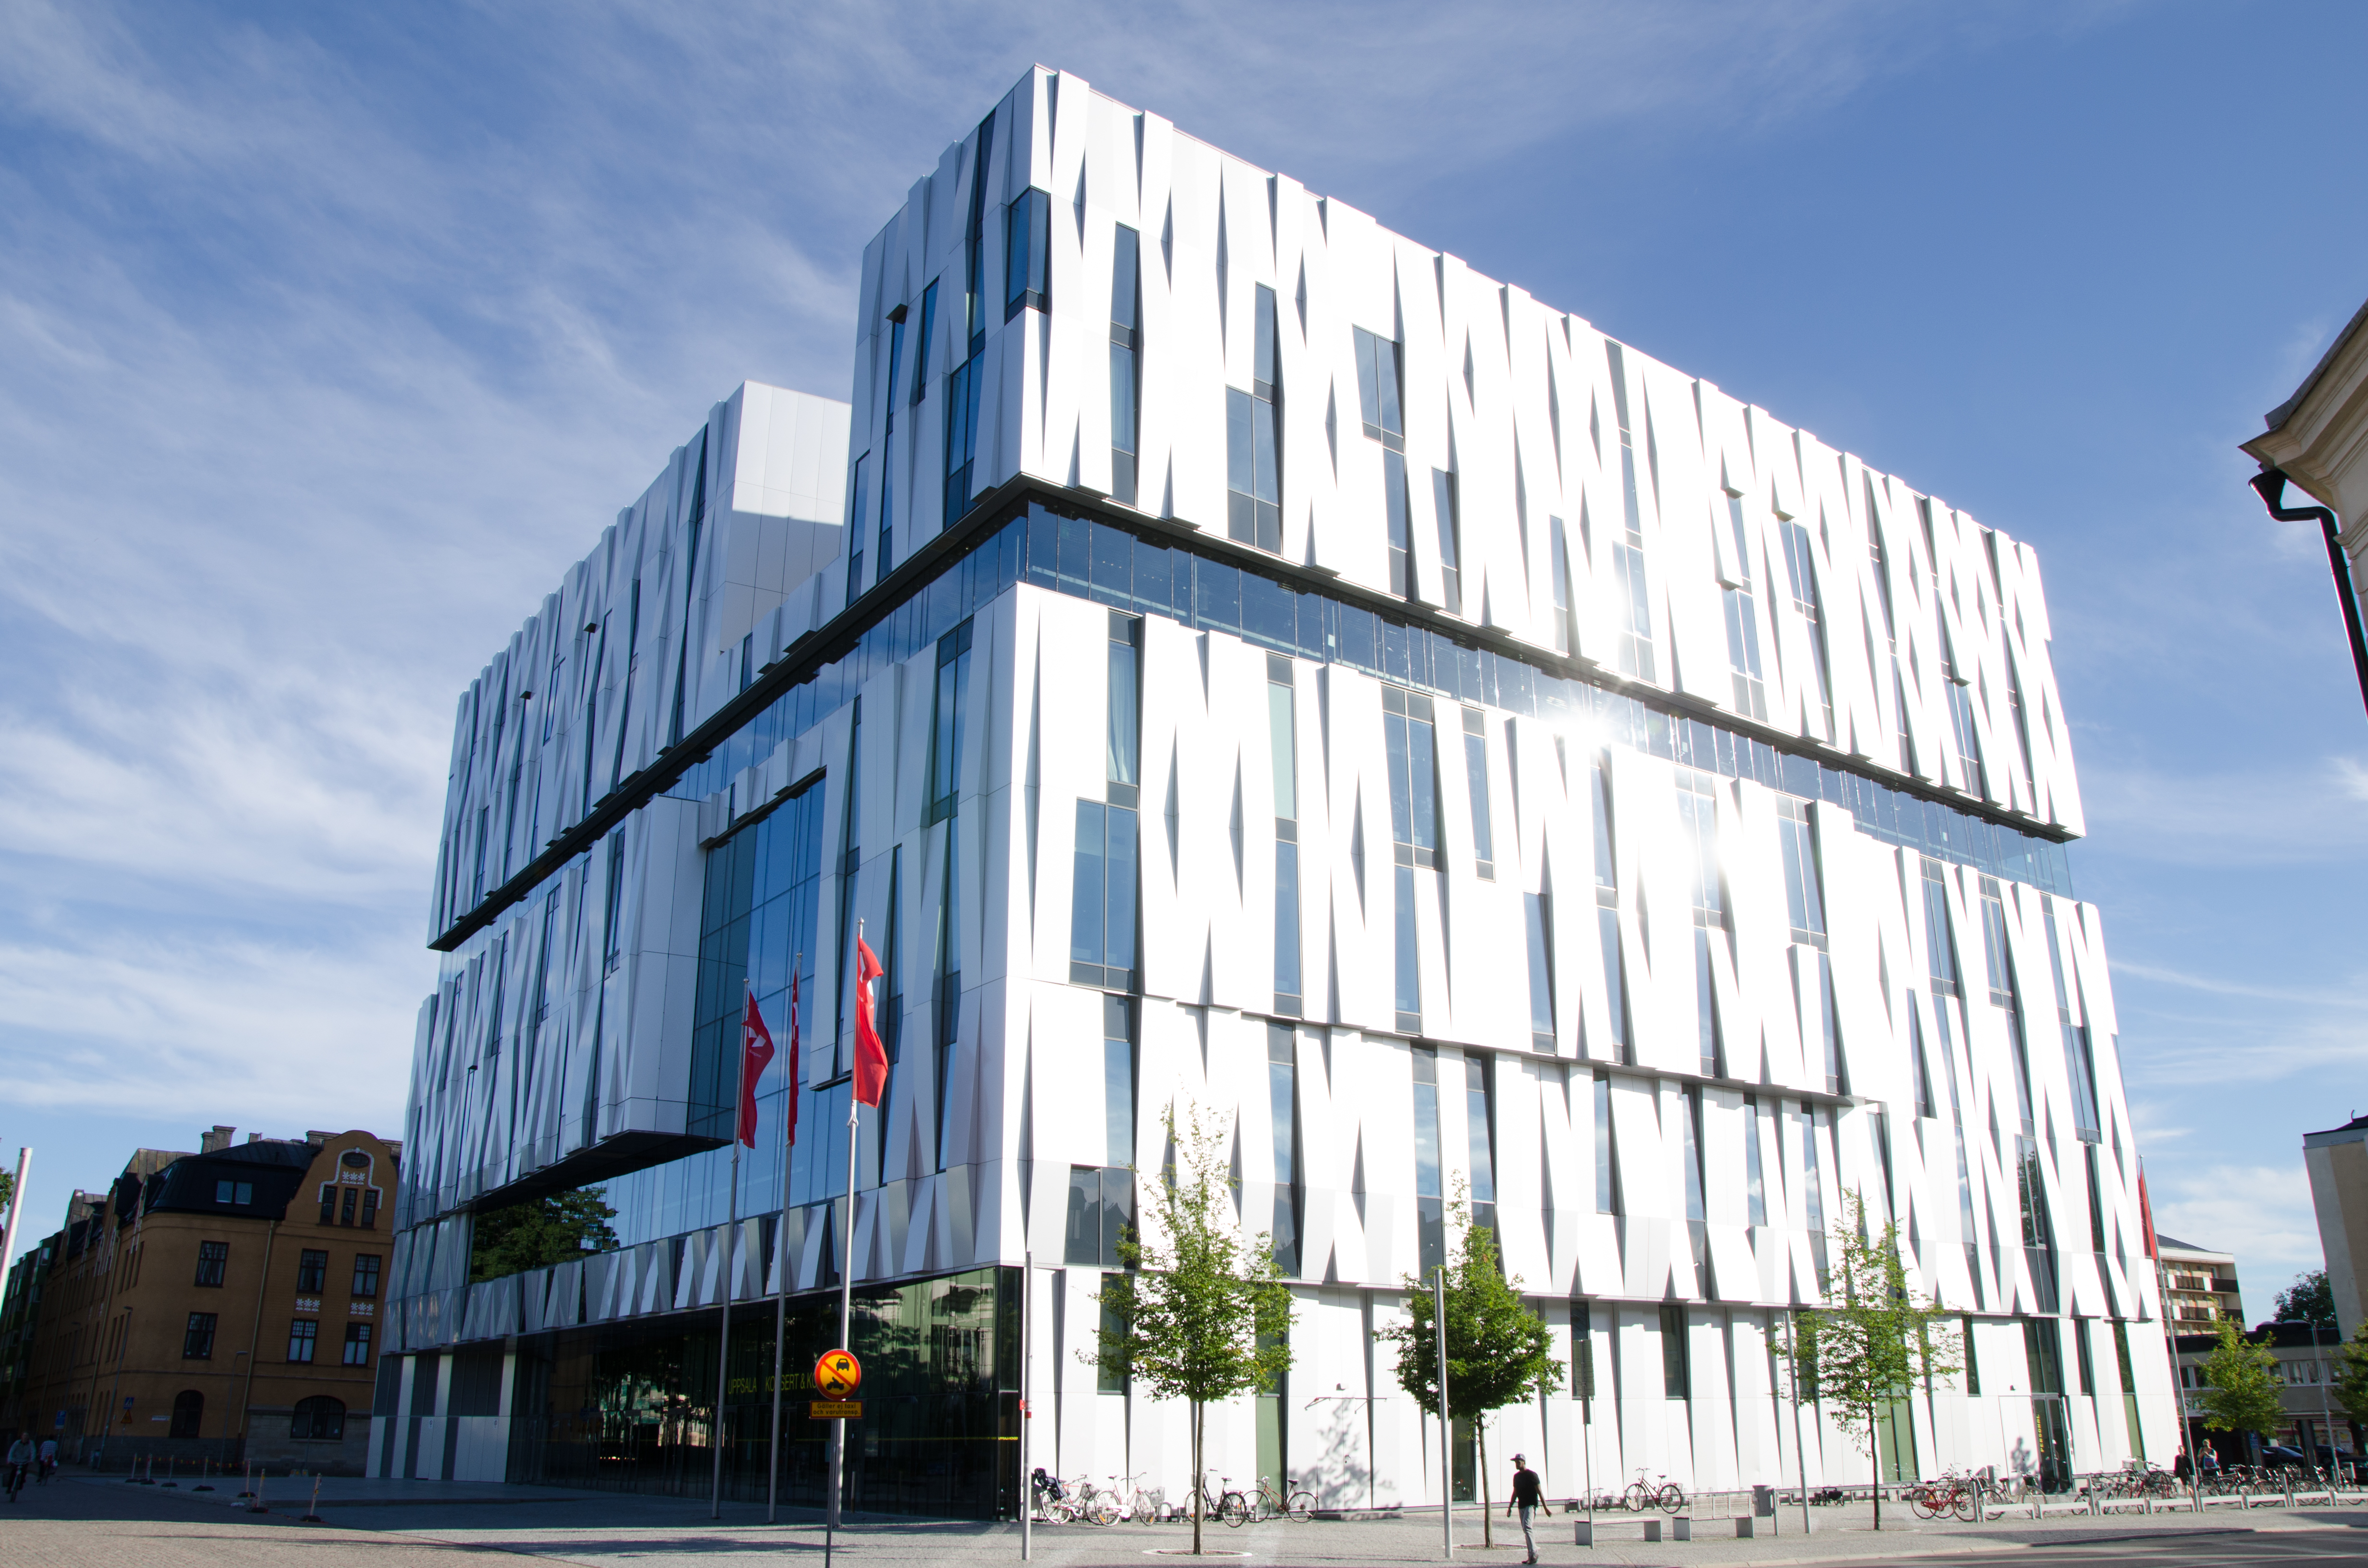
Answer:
[714,1006,744,1523]
[830,920,863,1542]
[770,956,799,1527]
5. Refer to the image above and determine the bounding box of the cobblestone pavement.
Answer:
[8,1472,2368,1568]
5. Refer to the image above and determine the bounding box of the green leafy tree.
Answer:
[2332,1323,2368,1428]
[2274,1269,2336,1325]
[1090,1107,1293,1556]
[1778,1192,1958,1530]
[2195,1317,2283,1456]
[469,1186,620,1282]
[1374,1192,1561,1546]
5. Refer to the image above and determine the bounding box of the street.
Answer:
[6,1475,2368,1568]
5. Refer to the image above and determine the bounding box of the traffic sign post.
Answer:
[815,1349,862,1400]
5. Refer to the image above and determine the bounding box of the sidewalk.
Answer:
[45,1473,2368,1568]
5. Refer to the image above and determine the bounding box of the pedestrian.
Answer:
[1507,1453,1551,1565]
[2199,1446,2220,1478]
[36,1437,56,1483]
[4,1434,33,1502]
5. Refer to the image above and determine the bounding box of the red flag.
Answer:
[737,989,775,1149]
[852,934,888,1108]
[2137,1162,2159,1261]
[785,969,800,1148]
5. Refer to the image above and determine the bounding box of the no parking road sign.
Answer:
[814,1348,862,1400]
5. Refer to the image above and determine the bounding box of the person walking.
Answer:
[36,1437,56,1483]
[1507,1453,1551,1565]
[4,1434,33,1502]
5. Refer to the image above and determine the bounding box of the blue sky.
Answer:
[2,0,2363,1321]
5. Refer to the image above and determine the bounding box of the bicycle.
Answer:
[1029,1467,1076,1523]
[1109,1470,1164,1523]
[1245,1475,1316,1521]
[1621,1468,1685,1514]
[1185,1470,1251,1527]
[1907,1470,1980,1521]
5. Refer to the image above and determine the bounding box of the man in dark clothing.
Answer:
[1507,1454,1550,1563]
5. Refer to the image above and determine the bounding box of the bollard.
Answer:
[1673,1517,1690,1541]
[1643,1520,1662,1543]
[1735,1516,1757,1538]
[250,1470,267,1515]
[1572,1519,1593,1546]
[301,1474,323,1524]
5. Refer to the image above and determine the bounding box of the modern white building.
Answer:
[373,68,2176,1512]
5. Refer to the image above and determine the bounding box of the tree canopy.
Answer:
[2273,1269,2336,1325]
[2194,1317,2284,1446]
[1091,1106,1292,1555]
[469,1186,620,1282]
[1375,1194,1561,1545]
[1779,1192,1957,1529]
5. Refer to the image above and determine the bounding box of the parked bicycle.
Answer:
[1246,1474,1315,1521]
[1907,1470,1981,1521]
[1621,1468,1686,1514]
[1029,1468,1076,1523]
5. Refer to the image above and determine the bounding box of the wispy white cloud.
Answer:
[2079,756,2368,867]
[2147,1162,2326,1324]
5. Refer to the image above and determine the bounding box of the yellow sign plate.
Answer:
[809,1400,863,1419]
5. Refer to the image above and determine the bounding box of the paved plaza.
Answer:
[6,1473,2368,1568]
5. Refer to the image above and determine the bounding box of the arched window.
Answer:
[290,1395,345,1441]
[169,1389,204,1439]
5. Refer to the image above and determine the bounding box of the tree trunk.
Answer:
[1477,1414,1492,1547]
[1869,1402,1881,1531]
[1191,1401,1204,1555]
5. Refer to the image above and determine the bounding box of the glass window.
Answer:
[1695,928,1722,1078]
[943,356,980,523]
[845,452,870,606]
[342,1323,372,1367]
[1462,707,1493,877]
[1743,1096,1767,1225]
[213,1180,253,1206]
[1922,860,1961,996]
[1432,469,1462,615]
[1591,754,1616,891]
[1466,1055,1496,1233]
[169,1389,204,1439]
[913,280,938,404]
[1775,798,1825,940]
[1413,1046,1443,1274]
[1270,1025,1299,1275]
[1549,514,1575,655]
[1352,327,1404,446]
[1571,1300,1596,1399]
[182,1311,218,1360]
[1394,863,1421,1028]
[1382,686,1440,866]
[1385,449,1414,598]
[351,1254,382,1298]
[1783,515,1833,736]
[1681,1086,1706,1224]
[286,1318,318,1364]
[1273,660,1300,1011]
[1105,997,1135,1169]
[291,1395,345,1441]
[1107,613,1140,794]
[1065,1165,1133,1268]
[927,621,974,824]
[1004,186,1049,319]
[1525,892,1555,1053]
[1597,905,1630,1063]
[1069,800,1138,991]
[1661,1303,1690,1399]
[194,1240,228,1288]
[1725,584,1768,721]
[1594,1070,1618,1214]
[1110,226,1141,506]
